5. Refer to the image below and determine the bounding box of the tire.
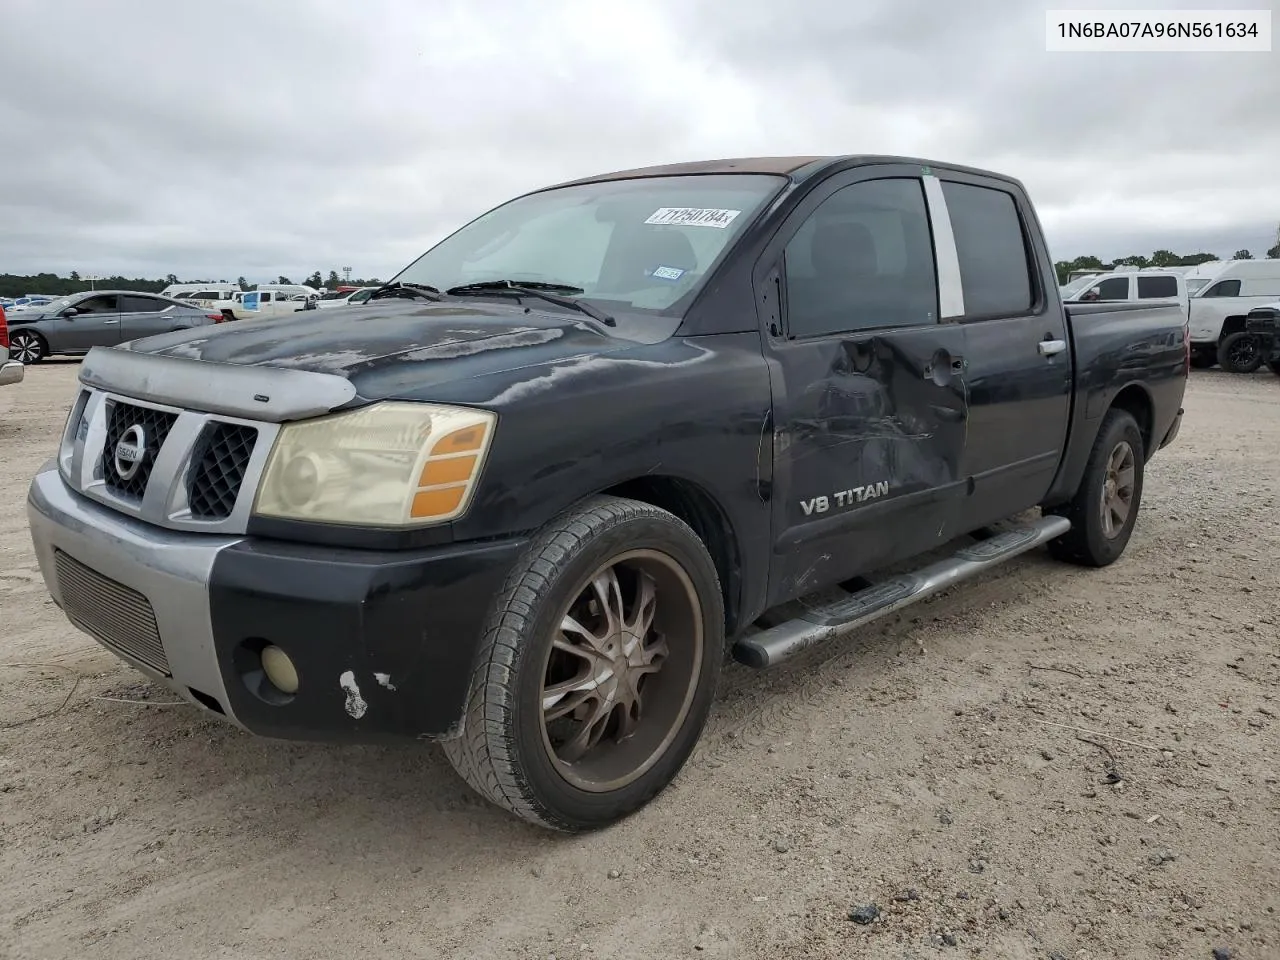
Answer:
[442,495,724,832]
[1046,409,1145,567]
[9,331,46,364]
[1217,332,1263,374]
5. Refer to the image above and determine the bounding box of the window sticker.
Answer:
[644,207,742,228]
[650,265,686,281]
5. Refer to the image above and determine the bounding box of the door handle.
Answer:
[1038,339,1066,357]
[102,319,120,324]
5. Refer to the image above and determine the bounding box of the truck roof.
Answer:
[544,155,1028,191]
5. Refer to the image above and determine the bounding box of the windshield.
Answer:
[1186,278,1210,294]
[1059,276,1097,297]
[389,174,786,314]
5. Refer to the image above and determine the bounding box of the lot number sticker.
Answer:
[651,265,686,281]
[645,207,742,228]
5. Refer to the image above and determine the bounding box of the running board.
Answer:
[733,515,1071,669]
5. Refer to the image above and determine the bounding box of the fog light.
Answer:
[260,645,299,694]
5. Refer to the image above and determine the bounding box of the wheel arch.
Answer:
[1220,314,1251,339]
[599,474,745,637]
[1108,383,1155,460]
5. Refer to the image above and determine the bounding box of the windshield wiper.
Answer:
[369,280,447,302]
[447,280,616,327]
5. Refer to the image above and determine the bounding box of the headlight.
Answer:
[253,401,496,527]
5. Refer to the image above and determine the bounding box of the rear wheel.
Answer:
[1047,408,1145,567]
[9,331,46,364]
[442,495,724,832]
[1217,332,1263,374]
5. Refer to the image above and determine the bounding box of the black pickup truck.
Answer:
[27,155,1188,831]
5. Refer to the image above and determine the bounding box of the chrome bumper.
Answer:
[0,360,23,386]
[26,461,246,725]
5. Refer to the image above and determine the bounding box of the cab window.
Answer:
[783,177,939,338]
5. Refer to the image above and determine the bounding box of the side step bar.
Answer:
[733,515,1071,669]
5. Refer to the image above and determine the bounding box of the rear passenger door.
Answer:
[119,295,179,343]
[939,176,1072,530]
[757,166,971,603]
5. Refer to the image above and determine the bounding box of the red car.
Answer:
[0,304,27,386]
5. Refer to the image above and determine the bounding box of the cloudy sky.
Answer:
[2,0,1276,283]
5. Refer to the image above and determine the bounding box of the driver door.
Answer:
[57,294,123,351]
[756,168,971,604]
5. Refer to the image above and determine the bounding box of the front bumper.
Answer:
[0,359,24,386]
[27,463,526,742]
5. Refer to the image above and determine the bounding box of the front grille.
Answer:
[54,551,169,675]
[103,401,179,500]
[188,422,259,520]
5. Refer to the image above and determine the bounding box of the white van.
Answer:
[1060,269,1188,311]
[1185,260,1280,367]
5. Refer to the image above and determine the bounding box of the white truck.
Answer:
[1184,260,1280,369]
[1059,269,1188,312]
[198,285,320,322]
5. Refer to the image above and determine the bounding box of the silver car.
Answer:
[6,290,221,364]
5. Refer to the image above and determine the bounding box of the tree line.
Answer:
[0,269,383,300]
[1054,224,1280,284]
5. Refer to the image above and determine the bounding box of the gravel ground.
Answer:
[1,361,1277,960]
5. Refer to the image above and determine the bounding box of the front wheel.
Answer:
[9,331,46,364]
[1217,332,1263,374]
[1046,408,1145,567]
[442,496,724,832]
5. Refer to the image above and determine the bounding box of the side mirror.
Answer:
[61,307,80,318]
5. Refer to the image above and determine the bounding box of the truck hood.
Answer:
[118,297,656,397]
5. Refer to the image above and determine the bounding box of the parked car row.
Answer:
[2,291,224,364]
[0,280,388,376]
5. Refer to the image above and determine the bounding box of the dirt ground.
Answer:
[1,360,1277,960]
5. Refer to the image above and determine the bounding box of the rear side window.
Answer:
[1241,278,1280,297]
[1137,275,1178,298]
[941,181,1034,317]
[122,296,165,312]
[1203,279,1241,297]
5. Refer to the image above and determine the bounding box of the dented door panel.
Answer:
[766,324,969,602]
